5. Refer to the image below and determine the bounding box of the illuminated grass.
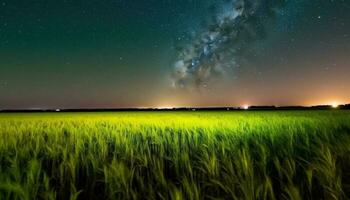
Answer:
[0,111,349,199]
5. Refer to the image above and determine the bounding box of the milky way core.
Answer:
[172,0,287,89]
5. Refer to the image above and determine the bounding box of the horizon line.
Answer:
[0,103,349,112]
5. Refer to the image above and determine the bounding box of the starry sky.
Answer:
[0,0,349,109]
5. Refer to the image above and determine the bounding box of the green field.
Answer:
[0,111,350,200]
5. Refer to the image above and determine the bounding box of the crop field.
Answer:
[0,110,349,200]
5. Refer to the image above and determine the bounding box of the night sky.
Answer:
[0,0,349,109]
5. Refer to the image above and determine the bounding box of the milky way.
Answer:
[172,0,287,89]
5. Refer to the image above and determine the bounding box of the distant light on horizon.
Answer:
[306,99,347,108]
[242,105,250,110]
[331,102,339,108]
[156,106,174,109]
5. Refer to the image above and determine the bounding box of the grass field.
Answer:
[0,110,350,200]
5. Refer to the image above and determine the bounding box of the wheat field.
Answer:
[0,110,349,199]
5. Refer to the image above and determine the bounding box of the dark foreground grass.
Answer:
[0,110,350,200]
